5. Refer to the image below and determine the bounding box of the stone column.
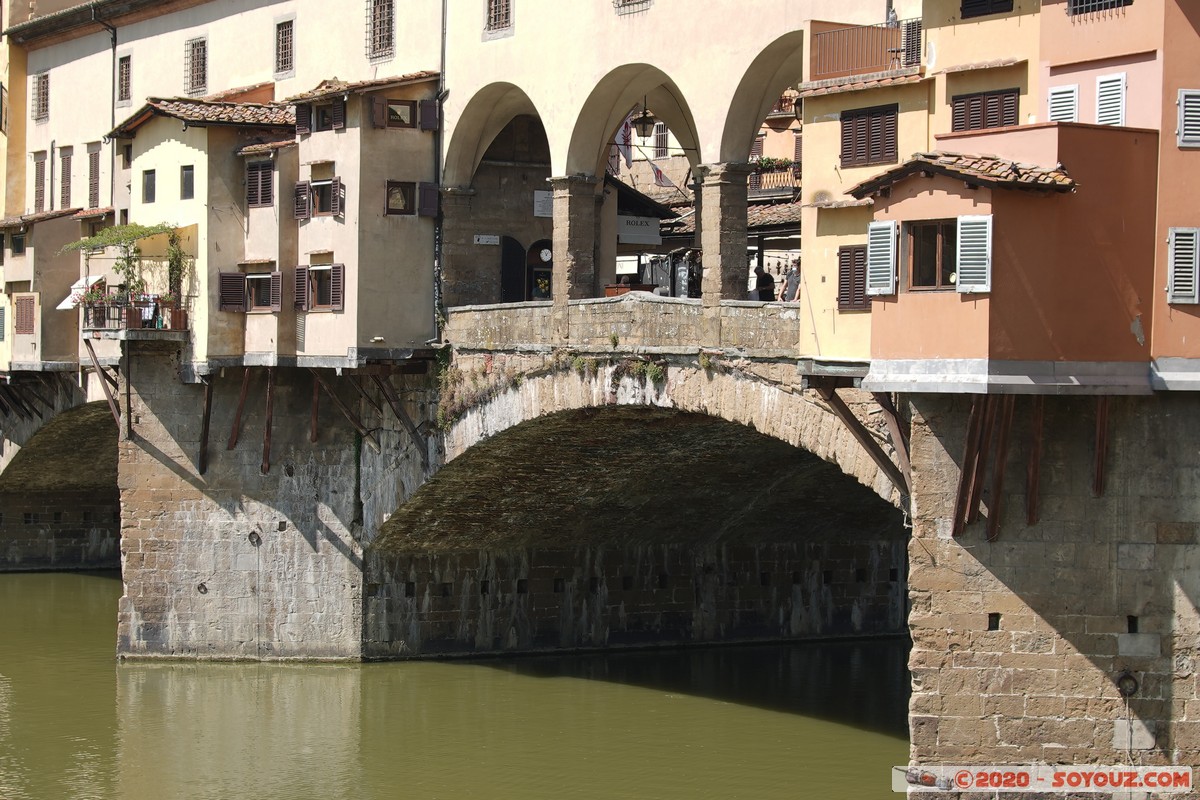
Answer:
[548,174,600,340]
[439,187,478,309]
[697,162,754,307]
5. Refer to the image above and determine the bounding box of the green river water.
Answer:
[0,571,909,800]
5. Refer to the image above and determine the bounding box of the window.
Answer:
[294,177,341,218]
[386,181,415,215]
[246,161,274,207]
[33,154,45,213]
[295,264,345,311]
[88,145,101,208]
[0,83,8,134]
[14,296,34,335]
[840,105,898,168]
[375,98,416,128]
[31,73,48,122]
[117,56,131,103]
[951,88,1018,132]
[1168,228,1199,304]
[218,272,246,311]
[1047,85,1078,123]
[142,170,156,203]
[653,121,668,158]
[907,220,958,289]
[300,100,345,134]
[122,145,132,169]
[59,147,71,208]
[184,37,207,96]
[180,165,194,200]
[366,0,394,60]
[11,233,25,257]
[960,0,1013,18]
[312,180,335,215]
[486,0,511,30]
[1179,90,1200,148]
[275,19,294,76]
[246,273,282,311]
[0,307,6,341]
[1068,0,1132,14]
[793,131,803,177]
[837,245,868,310]
[1096,72,1126,126]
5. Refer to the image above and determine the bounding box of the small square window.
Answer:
[11,233,25,256]
[386,181,415,215]
[275,19,294,76]
[907,220,957,290]
[117,56,131,103]
[185,37,207,96]
[314,104,335,131]
[180,165,194,200]
[312,179,334,215]
[142,169,156,203]
[387,99,416,128]
[247,274,273,310]
[310,266,334,308]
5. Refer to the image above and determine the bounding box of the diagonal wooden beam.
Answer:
[351,376,383,415]
[198,379,213,475]
[967,394,997,524]
[371,374,429,469]
[227,368,252,450]
[0,388,17,419]
[261,367,275,474]
[83,339,122,430]
[19,383,54,412]
[871,391,911,494]
[95,365,120,392]
[0,387,32,420]
[986,395,1016,542]
[310,374,320,444]
[1093,395,1109,498]
[816,386,907,496]
[311,369,381,453]
[952,395,985,537]
[1026,395,1044,526]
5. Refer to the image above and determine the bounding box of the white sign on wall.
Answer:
[617,215,662,246]
[533,191,553,218]
[473,234,500,245]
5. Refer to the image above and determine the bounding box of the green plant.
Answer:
[646,362,666,384]
[75,284,109,305]
[572,356,587,375]
[61,222,176,299]
[699,351,713,371]
[609,332,620,349]
[755,156,794,174]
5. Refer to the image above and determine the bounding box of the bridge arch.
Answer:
[718,30,807,163]
[443,82,547,189]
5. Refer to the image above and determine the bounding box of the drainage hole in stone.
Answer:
[855,568,867,583]
[479,580,489,596]
[197,582,208,595]
[1127,615,1139,633]
[516,579,528,594]
[553,577,565,593]
[822,570,833,586]
[284,464,295,477]
[621,575,633,591]
[404,581,415,598]
[277,521,287,531]
[248,532,262,547]
[441,582,452,598]
[760,571,771,587]
[987,612,1001,631]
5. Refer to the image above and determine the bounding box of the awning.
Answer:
[55,275,104,310]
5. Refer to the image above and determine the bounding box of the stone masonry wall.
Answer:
[908,393,1200,770]
[0,490,120,570]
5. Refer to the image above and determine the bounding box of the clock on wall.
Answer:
[539,248,553,263]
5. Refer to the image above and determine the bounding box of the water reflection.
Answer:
[0,572,910,800]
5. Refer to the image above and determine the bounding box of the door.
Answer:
[500,236,526,303]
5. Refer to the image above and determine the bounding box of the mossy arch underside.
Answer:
[0,401,117,492]
[375,364,905,553]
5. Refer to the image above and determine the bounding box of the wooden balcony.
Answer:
[810,18,923,82]
[748,165,800,194]
[82,300,189,334]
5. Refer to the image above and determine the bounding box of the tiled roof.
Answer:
[0,207,81,228]
[237,139,297,156]
[938,57,1026,75]
[797,71,925,99]
[286,71,440,103]
[848,151,1075,198]
[73,207,114,220]
[805,197,874,210]
[664,201,803,235]
[112,98,294,137]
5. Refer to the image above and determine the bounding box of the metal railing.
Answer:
[748,167,799,193]
[82,301,187,332]
[811,18,923,82]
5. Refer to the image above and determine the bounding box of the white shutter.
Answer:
[1168,227,1200,305]
[956,215,992,293]
[1096,73,1126,126]
[1178,90,1200,147]
[866,220,897,296]
[1047,85,1078,123]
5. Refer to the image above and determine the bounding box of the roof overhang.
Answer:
[5,0,210,47]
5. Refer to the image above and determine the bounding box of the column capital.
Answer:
[695,162,756,184]
[547,174,601,191]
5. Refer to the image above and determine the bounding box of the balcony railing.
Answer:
[82,300,188,332]
[748,167,800,193]
[766,93,798,118]
[811,18,923,82]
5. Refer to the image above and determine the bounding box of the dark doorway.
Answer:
[527,239,552,300]
[500,236,526,303]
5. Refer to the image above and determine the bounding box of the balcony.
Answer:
[810,18,923,82]
[748,164,800,195]
[82,297,189,337]
[765,92,798,119]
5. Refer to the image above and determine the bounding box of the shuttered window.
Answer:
[1096,73,1126,126]
[33,155,45,213]
[1047,85,1078,123]
[117,56,131,103]
[1179,90,1200,148]
[31,73,48,122]
[866,220,897,296]
[951,88,1018,132]
[294,267,309,311]
[748,134,765,190]
[184,37,207,96]
[654,122,668,158]
[307,265,344,310]
[218,272,247,312]
[59,149,71,208]
[247,273,283,311]
[294,180,311,219]
[1068,0,1132,14]
[14,296,34,335]
[0,307,6,341]
[246,161,273,208]
[1168,228,1199,305]
[961,0,1013,18]
[956,215,993,293]
[142,169,156,204]
[837,246,868,311]
[366,0,394,60]
[418,182,439,217]
[840,105,897,168]
[296,104,312,134]
[793,132,803,176]
[275,19,294,75]
[908,220,958,289]
[88,148,100,208]
[419,99,439,131]
[180,165,194,200]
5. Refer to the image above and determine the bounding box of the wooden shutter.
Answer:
[902,20,922,67]
[1168,228,1200,304]
[1178,90,1200,147]
[294,180,311,219]
[418,182,439,217]
[837,248,854,310]
[332,98,346,130]
[330,263,344,311]
[269,272,283,311]
[330,176,342,216]
[419,99,439,131]
[296,103,312,134]
[879,107,897,162]
[1048,85,1078,123]
[246,163,261,207]
[370,96,387,128]
[840,112,856,166]
[866,220,897,295]
[1096,73,1126,126]
[218,272,247,311]
[88,150,100,208]
[34,158,45,213]
[956,214,993,293]
[294,266,309,311]
[60,153,71,209]
[0,306,6,341]
[952,95,968,131]
[14,296,34,334]
[851,247,866,309]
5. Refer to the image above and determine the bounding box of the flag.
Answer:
[648,159,676,189]
[618,112,634,169]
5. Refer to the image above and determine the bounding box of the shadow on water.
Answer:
[467,636,912,738]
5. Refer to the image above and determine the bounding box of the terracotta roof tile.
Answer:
[937,57,1026,75]
[805,197,874,210]
[664,201,803,235]
[848,151,1075,198]
[73,207,114,220]
[797,71,926,99]
[237,139,297,156]
[0,207,81,228]
[112,98,294,137]
[286,71,440,103]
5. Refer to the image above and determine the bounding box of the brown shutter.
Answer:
[330,263,344,311]
[419,99,439,131]
[951,96,967,131]
[418,182,439,217]
[34,159,45,213]
[793,133,802,174]
[332,98,346,130]
[294,180,310,219]
[60,154,71,208]
[852,247,867,309]
[840,112,855,166]
[867,112,884,164]
[330,176,342,216]
[88,151,100,208]
[370,96,387,128]
[218,272,247,312]
[296,103,312,134]
[1000,89,1018,126]
[14,297,34,334]
[902,20,922,67]
[269,271,282,312]
[837,248,852,309]
[246,163,260,207]
[880,108,897,162]
[294,267,309,311]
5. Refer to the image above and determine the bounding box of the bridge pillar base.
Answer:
[697,162,754,311]
[549,174,600,341]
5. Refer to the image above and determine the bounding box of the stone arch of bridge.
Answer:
[719,30,807,164]
[443,82,547,189]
